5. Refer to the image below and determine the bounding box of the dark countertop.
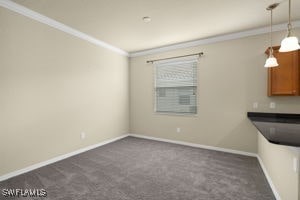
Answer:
[247,112,300,147]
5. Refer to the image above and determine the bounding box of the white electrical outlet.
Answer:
[176,128,181,133]
[270,102,276,109]
[80,132,86,140]
[253,102,258,109]
[293,157,299,173]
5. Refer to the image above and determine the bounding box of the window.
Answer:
[154,56,198,114]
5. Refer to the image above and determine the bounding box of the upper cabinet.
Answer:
[266,46,300,96]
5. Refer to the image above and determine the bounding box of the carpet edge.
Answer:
[128,133,280,200]
[0,134,129,182]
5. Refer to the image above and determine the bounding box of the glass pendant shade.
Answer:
[264,55,279,67]
[279,0,300,52]
[279,36,300,52]
[265,4,279,68]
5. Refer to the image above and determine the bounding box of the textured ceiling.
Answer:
[11,0,300,52]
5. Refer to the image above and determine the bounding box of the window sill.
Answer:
[154,112,198,117]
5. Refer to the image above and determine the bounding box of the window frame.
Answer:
[153,57,199,116]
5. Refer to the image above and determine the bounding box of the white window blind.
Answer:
[154,55,198,114]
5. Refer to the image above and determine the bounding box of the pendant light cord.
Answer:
[266,3,279,55]
[287,0,292,36]
[270,9,273,55]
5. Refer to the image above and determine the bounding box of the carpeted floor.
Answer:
[0,136,275,200]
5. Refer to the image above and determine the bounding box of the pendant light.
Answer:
[279,0,300,52]
[265,3,279,68]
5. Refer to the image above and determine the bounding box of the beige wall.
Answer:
[258,134,299,200]
[0,7,129,176]
[130,29,300,199]
[1,3,300,199]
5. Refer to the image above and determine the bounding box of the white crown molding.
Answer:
[0,134,129,181]
[130,20,300,57]
[1,0,299,59]
[0,0,128,56]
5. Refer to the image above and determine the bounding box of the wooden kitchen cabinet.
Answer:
[266,46,300,96]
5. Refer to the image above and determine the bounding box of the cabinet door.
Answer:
[268,49,299,96]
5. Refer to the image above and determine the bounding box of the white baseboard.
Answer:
[256,155,281,200]
[129,133,257,157]
[0,134,129,182]
[0,132,281,200]
[128,133,280,200]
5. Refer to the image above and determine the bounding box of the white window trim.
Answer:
[152,55,199,116]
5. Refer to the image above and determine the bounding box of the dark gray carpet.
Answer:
[0,136,275,200]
